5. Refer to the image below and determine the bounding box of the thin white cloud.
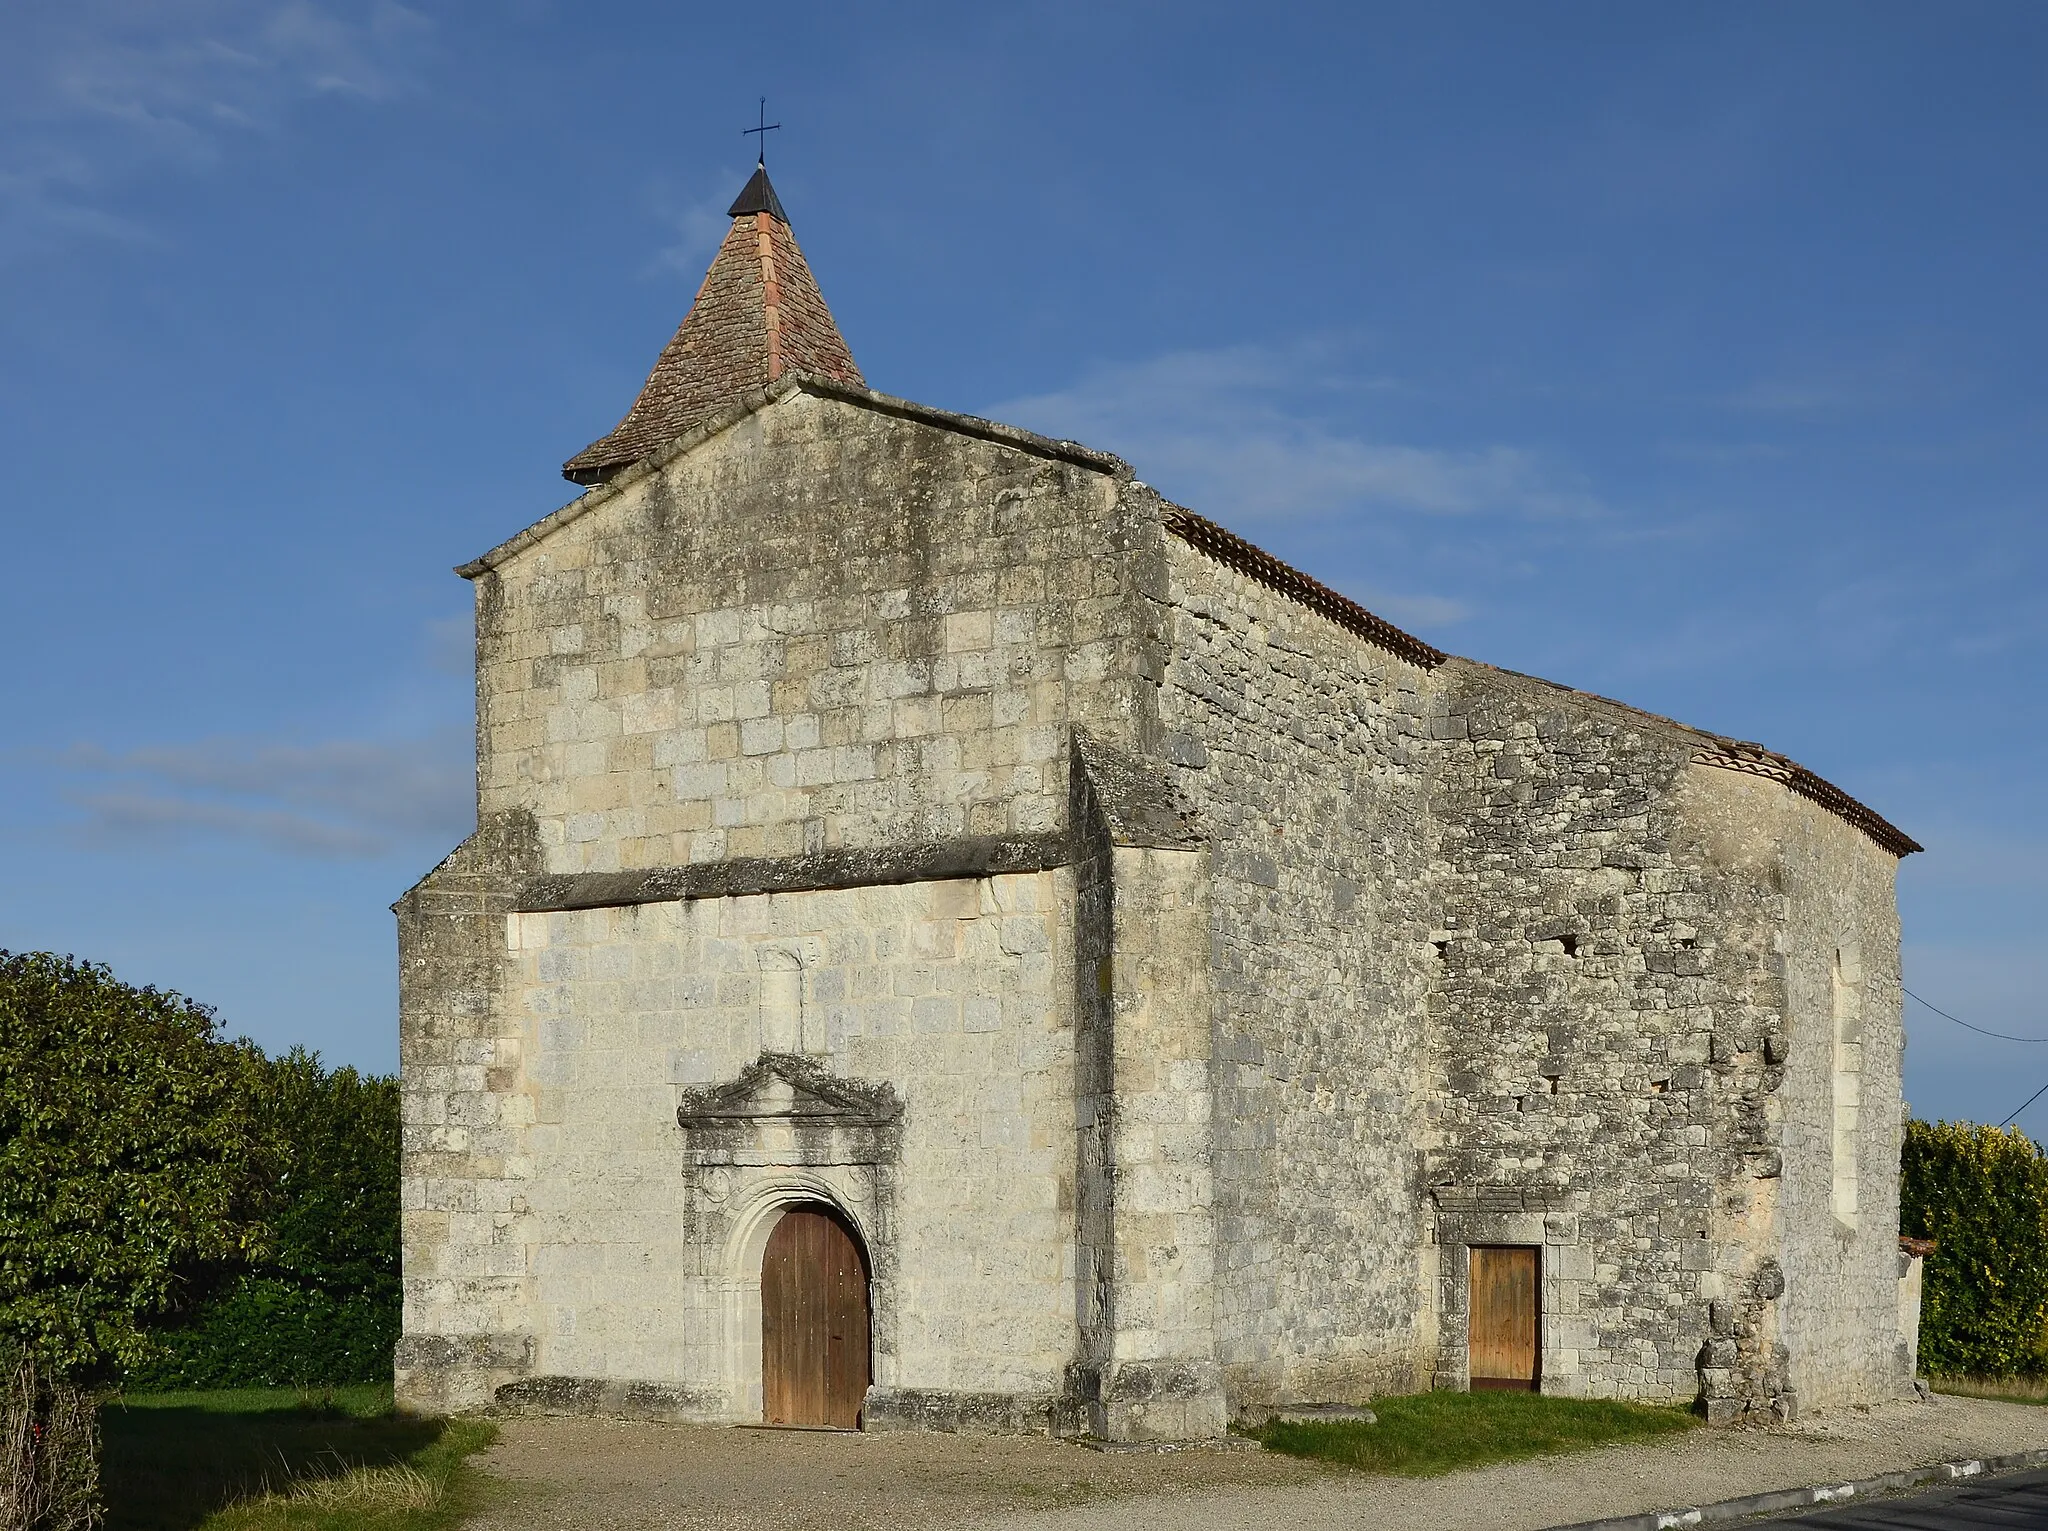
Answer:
[70,790,391,859]
[646,183,736,279]
[1718,345,1958,419]
[58,729,471,859]
[1367,592,1472,628]
[1721,377,1878,417]
[0,0,430,258]
[988,345,1603,524]
[423,613,472,678]
[985,342,1607,633]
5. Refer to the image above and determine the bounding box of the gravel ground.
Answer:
[464,1394,2048,1531]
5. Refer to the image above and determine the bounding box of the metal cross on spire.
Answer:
[743,97,781,168]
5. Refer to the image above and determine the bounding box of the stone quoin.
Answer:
[395,162,1924,1440]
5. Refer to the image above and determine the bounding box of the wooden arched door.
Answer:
[761,1205,871,1428]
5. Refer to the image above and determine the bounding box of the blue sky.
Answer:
[2,2,2043,1128]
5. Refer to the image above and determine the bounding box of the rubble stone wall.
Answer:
[1428,664,1910,1415]
[1155,540,1442,1413]
[1677,764,1909,1415]
[1428,663,1742,1404]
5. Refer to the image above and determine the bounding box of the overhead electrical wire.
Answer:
[2000,1082,2048,1130]
[1896,989,2048,1129]
[1904,987,2048,1044]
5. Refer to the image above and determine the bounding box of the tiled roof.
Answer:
[1163,506,1448,669]
[561,167,862,484]
[1690,739,1922,857]
[1160,509,1917,859]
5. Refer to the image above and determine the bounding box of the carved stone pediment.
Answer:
[676,1052,903,1167]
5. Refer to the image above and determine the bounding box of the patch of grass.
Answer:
[1931,1374,2048,1407]
[1254,1390,1699,1476]
[116,1385,400,1421]
[102,1384,497,1531]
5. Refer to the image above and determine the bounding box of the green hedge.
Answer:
[130,1048,401,1390]
[0,951,278,1382]
[1900,1118,2048,1377]
[122,1276,398,1389]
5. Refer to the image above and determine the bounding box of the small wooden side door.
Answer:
[1468,1245,1540,1391]
[761,1207,871,1428]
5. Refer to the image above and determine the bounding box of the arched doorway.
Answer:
[760,1203,871,1428]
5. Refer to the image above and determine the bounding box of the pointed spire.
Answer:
[562,166,863,485]
[726,163,786,222]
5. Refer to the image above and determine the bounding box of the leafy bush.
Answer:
[122,1280,398,1391]
[261,1053,399,1309]
[1900,1118,2048,1376]
[0,950,401,1397]
[0,952,276,1381]
[130,1052,400,1391]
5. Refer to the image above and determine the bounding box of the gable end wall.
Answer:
[471,393,1157,873]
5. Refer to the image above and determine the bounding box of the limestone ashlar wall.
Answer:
[395,815,543,1414]
[469,391,1144,873]
[1677,765,1908,1414]
[1429,665,1762,1404]
[490,871,1077,1417]
[1156,540,1441,1412]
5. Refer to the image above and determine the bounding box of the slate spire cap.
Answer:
[562,164,861,485]
[727,163,788,222]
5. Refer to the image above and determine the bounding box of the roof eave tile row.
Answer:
[1159,508,1915,859]
[1691,742,1923,857]
[1162,506,1449,670]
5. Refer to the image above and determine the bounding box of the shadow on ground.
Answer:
[101,1389,445,1531]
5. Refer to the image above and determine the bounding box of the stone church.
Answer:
[396,162,1927,1439]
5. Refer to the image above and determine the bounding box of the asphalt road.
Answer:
[1756,1466,2048,1527]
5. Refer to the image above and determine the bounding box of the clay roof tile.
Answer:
[562,166,862,484]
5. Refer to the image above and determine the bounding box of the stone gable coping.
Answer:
[457,375,1128,579]
[1070,729,1205,851]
